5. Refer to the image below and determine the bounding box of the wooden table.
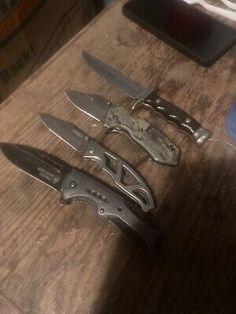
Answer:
[0,1,235,313]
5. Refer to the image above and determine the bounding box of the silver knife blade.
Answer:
[65,90,112,122]
[83,51,153,100]
[40,114,89,153]
[0,143,70,191]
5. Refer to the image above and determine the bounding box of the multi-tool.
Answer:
[1,143,160,250]
[65,90,180,167]
[83,52,211,145]
[40,114,155,213]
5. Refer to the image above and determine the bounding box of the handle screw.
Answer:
[70,181,77,188]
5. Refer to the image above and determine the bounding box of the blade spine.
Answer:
[7,156,59,191]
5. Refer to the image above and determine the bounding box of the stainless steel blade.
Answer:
[83,51,153,100]
[65,90,112,122]
[41,114,89,154]
[0,144,70,191]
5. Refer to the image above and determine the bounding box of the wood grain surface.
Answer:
[0,1,235,313]
[0,291,23,314]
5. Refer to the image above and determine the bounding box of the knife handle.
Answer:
[104,107,180,166]
[61,169,160,251]
[137,92,211,145]
[84,140,154,212]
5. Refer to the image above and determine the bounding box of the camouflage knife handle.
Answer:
[104,107,180,167]
[61,169,160,251]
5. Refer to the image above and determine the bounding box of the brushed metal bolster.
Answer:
[194,127,211,145]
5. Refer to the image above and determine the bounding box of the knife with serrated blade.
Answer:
[40,113,155,213]
[65,91,180,167]
[83,51,211,145]
[0,143,160,251]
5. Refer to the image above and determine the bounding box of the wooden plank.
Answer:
[0,291,23,314]
[0,0,235,313]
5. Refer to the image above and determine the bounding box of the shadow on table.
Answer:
[93,158,236,314]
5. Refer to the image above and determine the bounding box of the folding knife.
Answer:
[0,143,160,251]
[83,52,211,145]
[65,91,180,167]
[40,114,155,213]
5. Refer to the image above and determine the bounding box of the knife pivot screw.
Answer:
[100,208,105,214]
[185,118,192,124]
[70,181,77,188]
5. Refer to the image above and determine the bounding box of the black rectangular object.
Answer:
[123,0,236,66]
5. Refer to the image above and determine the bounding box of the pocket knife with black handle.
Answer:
[0,143,160,251]
[40,114,155,213]
[83,52,211,145]
[65,90,180,167]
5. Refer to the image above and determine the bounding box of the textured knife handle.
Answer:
[84,140,154,212]
[104,107,180,166]
[140,93,211,144]
[61,169,159,251]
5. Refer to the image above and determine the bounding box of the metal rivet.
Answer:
[89,149,94,154]
[100,208,104,214]
[70,181,77,188]
[186,118,192,124]
[57,197,66,207]
[156,98,161,104]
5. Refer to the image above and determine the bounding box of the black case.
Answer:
[123,0,236,67]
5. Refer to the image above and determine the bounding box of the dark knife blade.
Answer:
[83,51,153,100]
[0,143,70,191]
